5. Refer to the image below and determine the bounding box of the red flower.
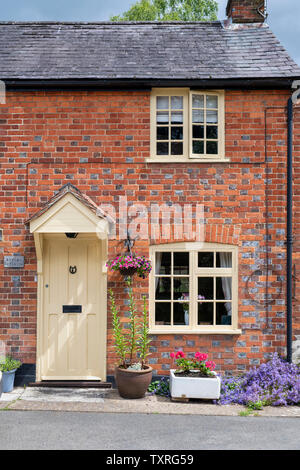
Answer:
[195,352,208,362]
[205,361,216,370]
[175,351,185,359]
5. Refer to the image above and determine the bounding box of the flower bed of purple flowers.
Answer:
[216,353,300,407]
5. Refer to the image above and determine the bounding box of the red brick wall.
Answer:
[0,89,298,377]
[294,106,300,342]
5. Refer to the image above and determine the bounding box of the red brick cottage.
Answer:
[0,0,300,385]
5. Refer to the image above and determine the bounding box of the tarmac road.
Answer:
[0,411,299,450]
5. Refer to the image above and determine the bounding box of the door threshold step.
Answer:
[28,381,112,389]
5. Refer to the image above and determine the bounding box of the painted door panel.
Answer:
[42,237,103,380]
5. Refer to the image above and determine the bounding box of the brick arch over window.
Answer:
[150,224,241,247]
[204,224,241,246]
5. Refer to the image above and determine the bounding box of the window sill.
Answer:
[149,328,242,335]
[146,158,230,164]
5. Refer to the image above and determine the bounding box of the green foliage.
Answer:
[109,278,152,368]
[246,400,265,411]
[0,356,21,372]
[110,0,218,22]
[226,381,239,391]
[109,288,128,367]
[148,377,170,397]
[126,277,139,364]
[138,295,152,366]
[239,409,254,417]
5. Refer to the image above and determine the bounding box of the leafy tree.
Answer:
[110,0,218,22]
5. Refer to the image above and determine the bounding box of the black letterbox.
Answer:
[62,305,82,313]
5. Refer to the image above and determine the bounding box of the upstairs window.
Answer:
[150,88,225,161]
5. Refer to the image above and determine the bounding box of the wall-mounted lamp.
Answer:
[65,233,78,239]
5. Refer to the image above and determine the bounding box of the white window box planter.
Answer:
[170,369,221,400]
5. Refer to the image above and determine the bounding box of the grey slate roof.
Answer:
[0,21,300,80]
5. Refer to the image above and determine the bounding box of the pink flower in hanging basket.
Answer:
[106,253,152,278]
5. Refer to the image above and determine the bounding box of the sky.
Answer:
[0,0,299,65]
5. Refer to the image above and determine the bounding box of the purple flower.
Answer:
[216,353,300,407]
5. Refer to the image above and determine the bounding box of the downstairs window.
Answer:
[149,243,239,333]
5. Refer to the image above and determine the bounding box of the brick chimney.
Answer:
[226,0,267,24]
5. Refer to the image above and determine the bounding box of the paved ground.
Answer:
[0,411,299,450]
[1,386,300,417]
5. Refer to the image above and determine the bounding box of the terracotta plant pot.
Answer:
[115,365,153,399]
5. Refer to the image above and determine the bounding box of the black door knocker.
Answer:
[69,266,77,274]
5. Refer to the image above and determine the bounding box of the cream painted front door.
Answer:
[41,235,105,380]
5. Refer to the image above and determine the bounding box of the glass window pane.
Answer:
[173,277,189,300]
[206,95,218,109]
[171,127,183,140]
[206,141,218,154]
[198,302,213,325]
[206,110,218,124]
[216,252,232,268]
[171,96,183,110]
[171,142,183,155]
[198,277,213,300]
[157,96,169,109]
[171,111,183,124]
[156,252,171,274]
[192,109,204,123]
[174,303,188,326]
[155,302,171,325]
[198,252,214,267]
[157,127,169,140]
[173,252,189,274]
[206,126,218,139]
[157,142,169,155]
[193,125,204,139]
[155,277,171,300]
[216,277,232,300]
[192,140,204,154]
[156,111,169,124]
[192,94,204,108]
[216,303,232,325]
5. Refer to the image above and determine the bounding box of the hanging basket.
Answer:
[118,267,138,277]
[106,253,152,279]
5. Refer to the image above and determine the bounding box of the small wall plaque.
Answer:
[4,255,25,268]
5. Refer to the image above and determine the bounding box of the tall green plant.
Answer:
[126,277,139,364]
[138,295,152,367]
[109,288,128,367]
[109,277,152,368]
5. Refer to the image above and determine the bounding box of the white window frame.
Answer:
[149,88,227,163]
[149,242,240,335]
